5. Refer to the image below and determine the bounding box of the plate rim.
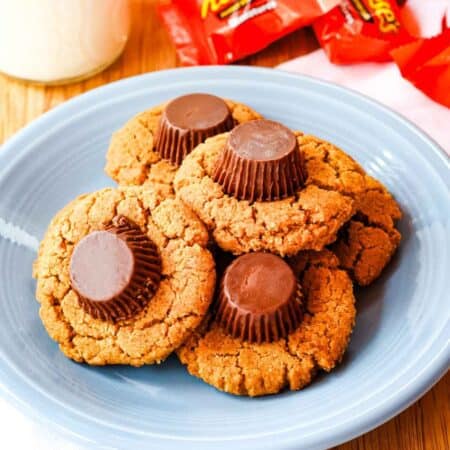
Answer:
[1,66,449,172]
[0,65,449,450]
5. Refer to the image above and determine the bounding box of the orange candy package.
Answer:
[158,0,341,65]
[391,27,450,107]
[313,0,413,63]
[313,1,450,107]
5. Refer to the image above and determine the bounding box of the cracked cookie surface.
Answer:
[105,100,262,189]
[298,135,402,285]
[33,186,216,366]
[174,133,355,256]
[177,250,356,396]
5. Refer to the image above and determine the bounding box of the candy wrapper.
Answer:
[158,0,340,65]
[391,27,450,107]
[313,0,413,63]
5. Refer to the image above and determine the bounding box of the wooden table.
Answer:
[0,1,448,449]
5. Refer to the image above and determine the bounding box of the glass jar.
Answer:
[0,0,130,85]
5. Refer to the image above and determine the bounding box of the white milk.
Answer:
[0,0,130,83]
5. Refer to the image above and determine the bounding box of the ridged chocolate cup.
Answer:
[215,253,303,343]
[70,215,161,322]
[213,119,306,202]
[155,93,235,166]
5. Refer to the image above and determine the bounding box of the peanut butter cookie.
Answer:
[33,186,215,366]
[177,250,356,397]
[105,96,262,189]
[174,128,355,256]
[298,134,402,285]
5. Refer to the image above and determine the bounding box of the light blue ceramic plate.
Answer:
[0,67,448,450]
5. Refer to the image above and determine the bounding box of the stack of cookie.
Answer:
[34,93,401,396]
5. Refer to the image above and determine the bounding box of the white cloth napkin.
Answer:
[277,0,450,153]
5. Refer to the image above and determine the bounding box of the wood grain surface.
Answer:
[0,1,448,449]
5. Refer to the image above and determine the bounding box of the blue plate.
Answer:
[0,67,448,450]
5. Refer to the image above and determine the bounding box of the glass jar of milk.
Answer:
[0,0,130,84]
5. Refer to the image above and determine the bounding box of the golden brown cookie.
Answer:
[174,133,355,256]
[105,99,262,189]
[177,250,356,397]
[298,134,402,285]
[33,186,216,366]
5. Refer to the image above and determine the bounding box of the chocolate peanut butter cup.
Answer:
[213,119,306,202]
[69,216,161,322]
[216,252,303,343]
[155,93,235,166]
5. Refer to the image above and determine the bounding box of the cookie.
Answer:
[177,249,356,397]
[298,134,402,285]
[174,127,355,256]
[105,96,262,189]
[33,186,216,366]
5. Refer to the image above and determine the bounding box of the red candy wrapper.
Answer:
[391,27,450,107]
[313,0,412,63]
[158,0,341,65]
